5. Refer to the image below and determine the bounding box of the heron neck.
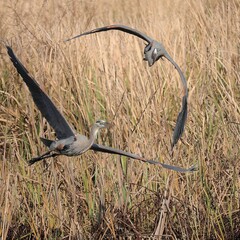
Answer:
[88,125,100,148]
[77,125,100,155]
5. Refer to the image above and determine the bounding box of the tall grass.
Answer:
[0,0,239,239]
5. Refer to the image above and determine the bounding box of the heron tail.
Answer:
[40,137,54,148]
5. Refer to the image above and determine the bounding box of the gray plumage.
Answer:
[7,46,196,172]
[28,120,110,165]
[65,25,188,149]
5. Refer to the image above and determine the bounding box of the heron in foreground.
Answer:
[7,46,196,172]
[65,25,188,150]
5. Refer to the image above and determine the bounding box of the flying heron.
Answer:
[7,46,196,172]
[65,25,188,150]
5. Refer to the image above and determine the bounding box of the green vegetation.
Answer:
[0,0,239,239]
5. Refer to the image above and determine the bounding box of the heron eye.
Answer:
[96,120,105,125]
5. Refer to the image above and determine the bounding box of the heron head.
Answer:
[143,41,166,67]
[95,120,111,129]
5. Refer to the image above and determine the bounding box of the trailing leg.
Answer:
[28,151,60,165]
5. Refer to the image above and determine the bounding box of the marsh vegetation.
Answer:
[0,0,239,239]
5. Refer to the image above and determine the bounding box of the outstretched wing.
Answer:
[171,94,188,149]
[91,143,146,159]
[91,143,196,173]
[164,53,188,93]
[7,46,75,139]
[163,53,188,148]
[65,24,152,43]
[65,24,189,148]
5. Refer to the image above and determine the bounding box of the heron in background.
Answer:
[65,25,188,150]
[7,46,196,172]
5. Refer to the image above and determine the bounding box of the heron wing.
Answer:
[163,53,188,148]
[7,46,75,139]
[171,94,188,149]
[164,53,188,92]
[159,162,197,173]
[65,24,152,43]
[91,143,145,159]
[91,143,196,173]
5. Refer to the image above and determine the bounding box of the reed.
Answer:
[0,0,239,238]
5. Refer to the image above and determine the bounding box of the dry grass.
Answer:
[0,0,240,239]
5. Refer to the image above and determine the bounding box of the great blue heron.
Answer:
[65,25,188,150]
[7,46,196,172]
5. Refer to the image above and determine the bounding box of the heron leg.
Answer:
[28,151,60,166]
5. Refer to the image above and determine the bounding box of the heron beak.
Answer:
[105,122,112,128]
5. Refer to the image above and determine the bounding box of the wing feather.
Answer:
[91,143,196,173]
[65,24,152,43]
[7,46,75,139]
